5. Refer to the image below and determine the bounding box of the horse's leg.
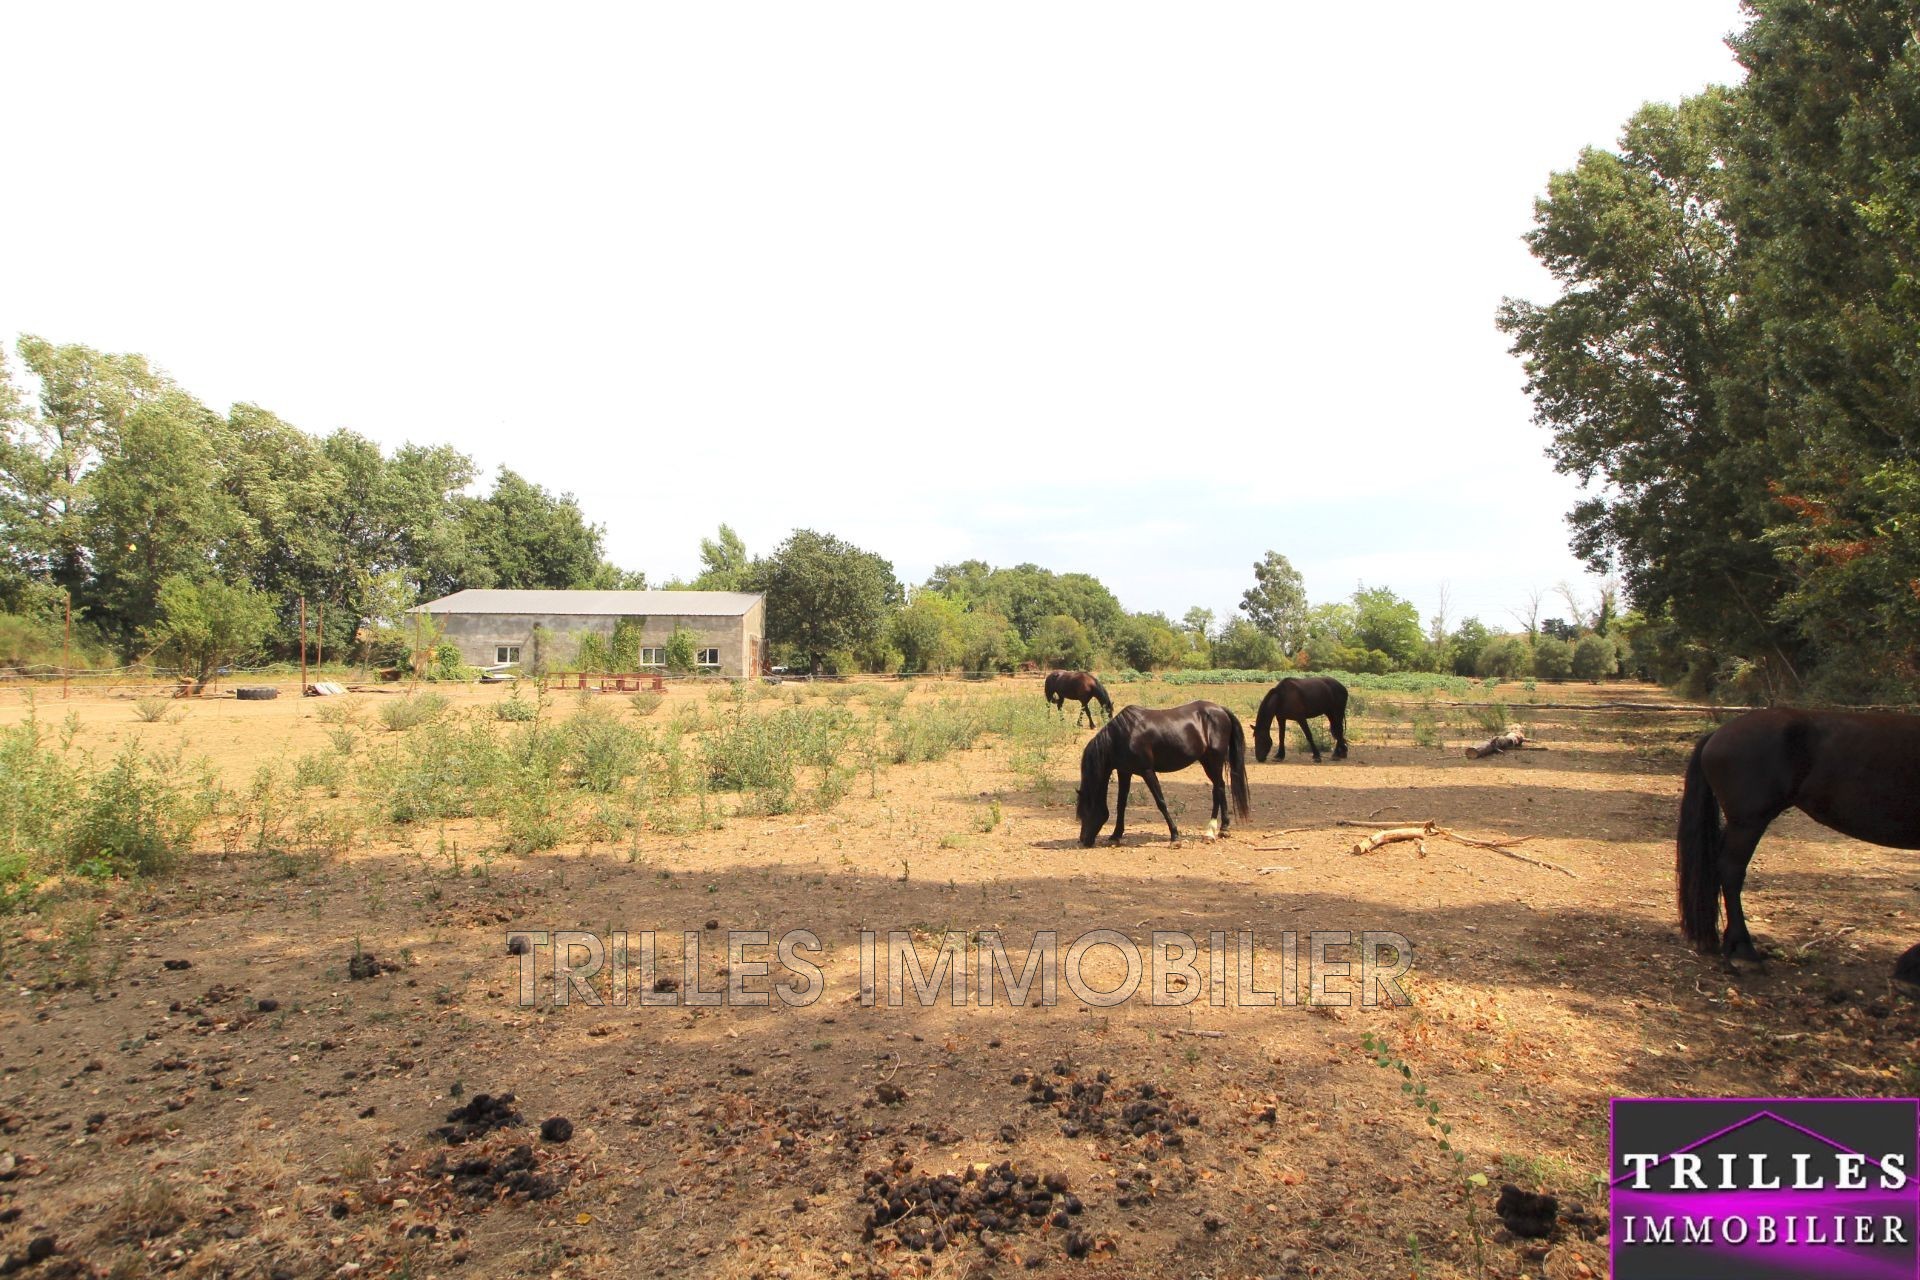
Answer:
[1330,708,1349,760]
[1080,699,1095,729]
[1298,718,1322,763]
[1138,769,1178,844]
[1110,771,1132,844]
[1202,758,1228,832]
[1718,820,1770,964]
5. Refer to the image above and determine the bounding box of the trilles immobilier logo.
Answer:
[1611,1098,1920,1279]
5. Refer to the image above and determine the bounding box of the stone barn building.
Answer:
[412,590,767,677]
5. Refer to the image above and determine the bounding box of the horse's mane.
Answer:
[1090,679,1113,711]
[1254,682,1284,733]
[1077,724,1112,820]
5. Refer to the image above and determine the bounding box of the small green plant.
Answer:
[131,696,174,724]
[378,692,449,732]
[494,690,537,722]
[629,692,664,716]
[1470,703,1509,733]
[1362,1031,1488,1272]
[978,797,1003,833]
[315,700,363,727]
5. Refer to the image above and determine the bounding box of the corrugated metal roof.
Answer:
[411,589,762,617]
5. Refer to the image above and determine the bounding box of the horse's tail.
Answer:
[1676,731,1724,953]
[1225,708,1251,819]
[1092,680,1113,717]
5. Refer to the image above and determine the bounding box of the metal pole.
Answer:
[63,591,71,700]
[316,603,324,667]
[299,595,308,693]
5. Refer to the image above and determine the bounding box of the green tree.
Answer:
[462,468,605,591]
[1448,618,1492,677]
[891,591,965,673]
[85,391,243,641]
[1112,613,1186,671]
[1181,606,1214,639]
[1240,551,1308,652]
[1211,617,1282,670]
[143,575,276,690]
[1298,602,1357,665]
[1531,635,1575,681]
[1572,633,1617,680]
[956,607,1022,673]
[1475,634,1532,680]
[693,524,750,591]
[1497,90,1786,679]
[1027,614,1094,670]
[11,336,171,596]
[1350,585,1424,668]
[757,530,900,674]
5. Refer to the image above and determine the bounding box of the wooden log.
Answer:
[1350,823,1435,856]
[1465,731,1528,759]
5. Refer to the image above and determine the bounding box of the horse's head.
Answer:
[1253,720,1273,763]
[1076,789,1107,848]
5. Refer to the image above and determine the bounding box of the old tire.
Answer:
[235,686,280,701]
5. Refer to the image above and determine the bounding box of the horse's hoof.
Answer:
[1725,938,1764,965]
[1107,836,1124,846]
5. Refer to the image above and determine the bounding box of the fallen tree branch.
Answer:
[1465,731,1529,759]
[1350,824,1434,856]
[1346,819,1578,877]
[1173,1028,1228,1039]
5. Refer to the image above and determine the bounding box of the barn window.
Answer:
[495,646,521,664]
[697,648,720,668]
[639,647,664,667]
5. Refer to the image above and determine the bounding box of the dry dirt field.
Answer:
[0,676,1916,1280]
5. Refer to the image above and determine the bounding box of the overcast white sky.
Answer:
[0,2,1748,630]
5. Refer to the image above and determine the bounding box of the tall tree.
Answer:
[85,390,243,639]
[756,529,900,673]
[1496,90,1783,672]
[461,468,605,591]
[1240,551,1308,652]
[9,337,171,595]
[693,523,750,590]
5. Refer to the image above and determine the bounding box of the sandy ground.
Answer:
[0,676,1916,1280]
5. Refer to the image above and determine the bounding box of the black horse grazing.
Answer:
[1253,676,1350,763]
[1077,702,1250,846]
[1678,708,1920,967]
[1045,670,1113,728]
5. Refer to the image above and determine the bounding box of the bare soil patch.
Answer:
[0,678,1915,1278]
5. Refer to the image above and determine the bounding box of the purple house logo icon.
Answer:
[1611,1098,1920,1279]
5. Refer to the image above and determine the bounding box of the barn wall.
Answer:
[428,611,760,677]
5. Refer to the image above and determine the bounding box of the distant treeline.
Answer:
[0,336,1626,681]
[1501,0,1920,701]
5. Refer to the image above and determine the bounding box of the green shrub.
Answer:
[0,718,215,891]
[427,643,476,682]
[629,692,664,716]
[494,690,538,722]
[1531,636,1575,681]
[132,696,174,723]
[1571,633,1617,680]
[1474,637,1532,680]
[378,692,450,732]
[888,699,988,764]
[367,718,504,824]
[564,707,648,793]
